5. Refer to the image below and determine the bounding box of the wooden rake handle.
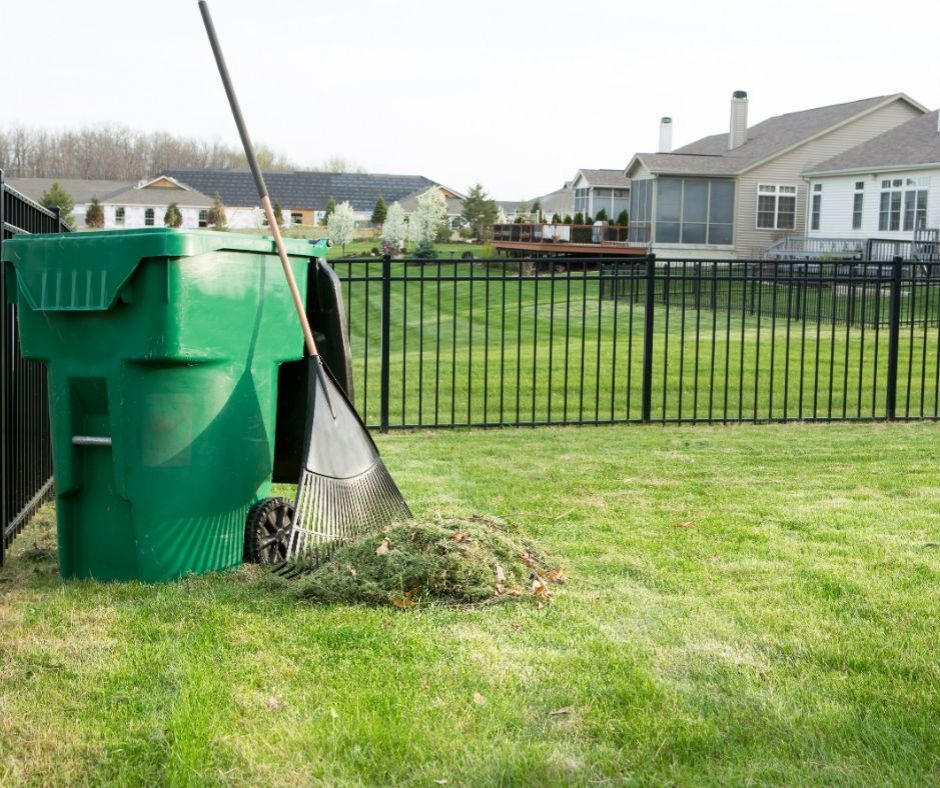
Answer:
[197,0,319,358]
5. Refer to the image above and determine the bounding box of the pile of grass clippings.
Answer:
[292,515,564,607]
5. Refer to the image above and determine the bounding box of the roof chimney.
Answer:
[729,90,748,150]
[658,116,673,153]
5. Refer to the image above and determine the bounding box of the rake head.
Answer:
[275,357,410,576]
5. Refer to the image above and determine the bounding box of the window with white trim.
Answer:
[144,208,155,227]
[115,207,125,226]
[852,183,864,230]
[756,184,796,230]
[810,184,822,231]
[879,179,927,232]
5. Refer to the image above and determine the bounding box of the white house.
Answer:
[570,169,630,221]
[7,176,215,229]
[804,110,940,242]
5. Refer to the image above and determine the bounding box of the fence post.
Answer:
[641,253,656,423]
[379,254,392,433]
[885,256,903,420]
[0,169,6,567]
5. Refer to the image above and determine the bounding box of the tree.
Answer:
[615,209,629,227]
[164,202,183,228]
[208,193,227,229]
[313,156,366,174]
[85,197,104,229]
[40,181,75,228]
[585,214,594,224]
[380,201,407,255]
[409,188,448,247]
[327,200,356,255]
[573,212,584,225]
[460,183,499,241]
[562,214,573,224]
[371,195,388,227]
[273,201,284,227]
[531,200,542,222]
[595,208,608,222]
[551,213,562,224]
[323,196,336,226]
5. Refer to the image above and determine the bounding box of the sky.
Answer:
[3,0,939,200]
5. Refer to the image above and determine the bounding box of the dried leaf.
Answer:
[330,708,339,720]
[549,706,574,716]
[510,622,523,631]
[410,530,418,541]
[495,583,505,595]
[375,539,391,556]
[542,567,566,584]
[434,780,448,785]
[503,588,523,598]
[707,555,719,562]
[531,578,552,600]
[392,589,415,609]
[536,601,544,610]
[520,553,537,568]
[472,692,486,705]
[672,521,695,528]
[347,565,357,577]
[495,564,507,583]
[450,532,469,542]
[266,697,281,709]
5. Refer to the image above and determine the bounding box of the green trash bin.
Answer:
[2,228,329,582]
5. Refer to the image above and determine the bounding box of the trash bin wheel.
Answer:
[245,497,294,565]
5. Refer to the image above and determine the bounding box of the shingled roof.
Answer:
[629,94,926,178]
[574,169,631,188]
[805,110,940,175]
[161,168,437,211]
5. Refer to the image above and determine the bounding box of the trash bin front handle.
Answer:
[197,0,319,360]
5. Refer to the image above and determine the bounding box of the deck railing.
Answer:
[493,223,632,246]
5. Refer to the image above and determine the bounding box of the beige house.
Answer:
[625,91,928,259]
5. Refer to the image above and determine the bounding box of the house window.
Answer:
[198,210,209,228]
[145,208,155,227]
[628,179,653,243]
[574,187,589,215]
[654,177,734,245]
[810,184,822,231]
[851,183,864,230]
[291,212,303,225]
[879,181,926,232]
[115,207,125,226]
[903,189,928,231]
[756,184,796,230]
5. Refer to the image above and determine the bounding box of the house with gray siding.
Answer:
[625,92,927,259]
[803,110,940,242]
[570,169,630,221]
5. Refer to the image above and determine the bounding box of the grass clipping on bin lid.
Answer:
[292,515,561,607]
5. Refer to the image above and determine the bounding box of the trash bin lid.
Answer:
[2,227,329,312]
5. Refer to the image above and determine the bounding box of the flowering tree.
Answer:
[380,201,407,255]
[327,200,356,255]
[409,188,447,246]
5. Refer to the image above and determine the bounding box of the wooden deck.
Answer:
[493,240,648,257]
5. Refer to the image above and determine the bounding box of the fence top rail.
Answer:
[328,255,925,266]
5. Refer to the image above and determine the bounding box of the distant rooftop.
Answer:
[160,168,438,211]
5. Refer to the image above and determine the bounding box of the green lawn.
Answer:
[328,261,940,428]
[2,423,939,785]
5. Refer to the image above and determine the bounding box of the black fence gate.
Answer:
[1,171,68,566]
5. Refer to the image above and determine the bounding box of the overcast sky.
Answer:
[4,0,939,200]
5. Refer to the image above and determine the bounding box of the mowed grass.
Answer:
[330,261,940,427]
[2,422,940,785]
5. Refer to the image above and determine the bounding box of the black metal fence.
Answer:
[1,171,67,566]
[600,259,940,328]
[331,255,940,430]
